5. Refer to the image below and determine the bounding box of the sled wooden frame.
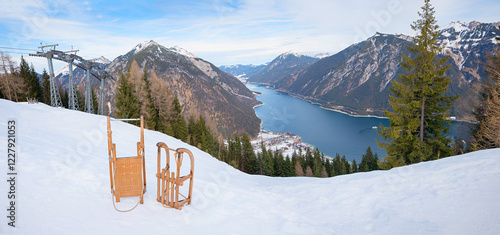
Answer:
[156,142,194,210]
[107,116,146,209]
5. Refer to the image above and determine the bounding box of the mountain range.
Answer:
[236,21,500,119]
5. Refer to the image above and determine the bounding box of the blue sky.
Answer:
[0,0,499,72]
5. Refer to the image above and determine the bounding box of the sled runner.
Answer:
[156,142,194,210]
[107,116,146,212]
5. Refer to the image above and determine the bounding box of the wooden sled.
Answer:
[107,116,146,212]
[156,142,194,210]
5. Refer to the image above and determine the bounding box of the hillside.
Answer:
[1,99,499,234]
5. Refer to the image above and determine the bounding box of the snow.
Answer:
[1,98,500,234]
[132,40,158,54]
[92,56,111,65]
[169,46,197,58]
[279,51,304,59]
[439,21,469,32]
[54,64,74,77]
[314,52,331,59]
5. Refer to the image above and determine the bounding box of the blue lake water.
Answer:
[247,83,472,162]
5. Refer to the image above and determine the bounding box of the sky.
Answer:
[0,0,499,73]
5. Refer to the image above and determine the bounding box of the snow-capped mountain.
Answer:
[255,21,499,118]
[219,64,266,79]
[438,21,500,79]
[106,40,261,138]
[246,51,319,84]
[1,98,499,234]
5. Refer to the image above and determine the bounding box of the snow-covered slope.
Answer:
[1,99,499,234]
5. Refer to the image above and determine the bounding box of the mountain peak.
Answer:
[132,40,159,54]
[279,51,304,59]
[439,21,469,32]
[93,56,111,64]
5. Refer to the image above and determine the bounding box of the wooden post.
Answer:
[140,115,146,191]
[107,117,114,191]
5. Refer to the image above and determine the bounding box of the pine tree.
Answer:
[378,0,457,168]
[76,89,85,111]
[295,160,304,176]
[18,58,43,101]
[241,132,256,173]
[188,114,197,145]
[141,68,157,129]
[174,114,188,142]
[91,86,98,114]
[360,147,379,172]
[173,94,182,118]
[29,63,42,101]
[351,159,358,173]
[60,85,68,108]
[470,43,500,149]
[115,72,140,119]
[41,69,50,105]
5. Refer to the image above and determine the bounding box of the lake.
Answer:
[246,83,472,162]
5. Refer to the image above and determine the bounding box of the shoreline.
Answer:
[248,82,475,123]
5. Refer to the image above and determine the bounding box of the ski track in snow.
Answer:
[0,99,499,234]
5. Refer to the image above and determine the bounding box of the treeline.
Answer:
[0,54,47,104]
[217,133,381,177]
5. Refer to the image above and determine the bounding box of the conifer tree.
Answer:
[284,156,294,176]
[378,0,457,168]
[188,114,197,145]
[19,57,42,101]
[115,72,140,119]
[294,158,304,176]
[91,86,98,114]
[149,71,174,134]
[141,68,157,129]
[173,94,182,118]
[41,69,50,105]
[59,85,68,108]
[77,89,85,111]
[305,166,313,177]
[360,147,379,172]
[241,132,256,173]
[351,159,358,173]
[320,166,328,178]
[324,157,333,176]
[471,43,500,149]
[174,114,188,142]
